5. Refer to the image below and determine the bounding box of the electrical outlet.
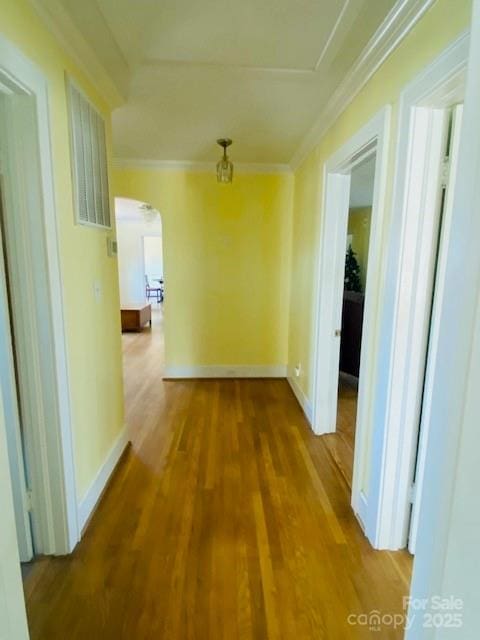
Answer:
[294,364,302,378]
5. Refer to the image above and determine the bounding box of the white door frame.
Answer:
[407,1,480,633]
[408,103,463,554]
[0,388,30,639]
[0,179,34,561]
[366,32,469,550]
[0,35,79,554]
[311,106,391,528]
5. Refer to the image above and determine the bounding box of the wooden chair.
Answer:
[145,275,162,303]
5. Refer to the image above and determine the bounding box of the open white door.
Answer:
[407,1,480,634]
[0,177,34,562]
[408,104,464,554]
[0,388,30,639]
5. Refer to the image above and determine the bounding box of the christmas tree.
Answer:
[344,245,362,293]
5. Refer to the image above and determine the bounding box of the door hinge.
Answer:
[441,157,450,188]
[26,489,33,512]
[334,329,342,337]
[409,483,416,505]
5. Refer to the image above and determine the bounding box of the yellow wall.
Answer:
[0,0,471,504]
[288,0,471,399]
[348,207,371,290]
[112,168,293,368]
[0,0,125,498]
[288,0,472,495]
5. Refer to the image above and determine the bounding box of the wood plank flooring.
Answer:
[323,375,359,490]
[24,307,412,639]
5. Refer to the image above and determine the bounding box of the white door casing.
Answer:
[408,104,463,554]
[0,167,34,562]
[367,32,468,550]
[0,34,79,554]
[0,385,30,640]
[311,36,468,550]
[407,0,480,634]
[311,107,391,531]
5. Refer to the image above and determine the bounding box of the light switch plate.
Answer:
[106,237,118,257]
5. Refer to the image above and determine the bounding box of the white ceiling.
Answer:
[115,197,146,222]
[36,0,430,165]
[115,197,162,225]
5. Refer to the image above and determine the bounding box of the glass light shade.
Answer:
[217,157,233,183]
[139,203,160,223]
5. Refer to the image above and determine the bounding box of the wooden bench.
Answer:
[121,304,152,332]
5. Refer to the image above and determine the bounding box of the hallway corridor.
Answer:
[24,309,411,639]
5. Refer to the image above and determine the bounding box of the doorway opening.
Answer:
[366,34,468,551]
[311,107,390,537]
[0,176,34,565]
[324,155,375,490]
[143,235,164,305]
[312,36,468,551]
[115,197,165,376]
[0,35,79,568]
[407,104,463,553]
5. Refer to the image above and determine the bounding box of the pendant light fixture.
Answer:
[139,202,160,223]
[216,138,233,183]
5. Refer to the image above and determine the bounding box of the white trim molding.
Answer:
[164,365,287,379]
[290,0,435,169]
[356,491,368,531]
[112,157,292,175]
[31,0,433,171]
[78,426,129,533]
[29,0,126,107]
[367,32,469,550]
[310,107,391,543]
[287,375,313,424]
[0,34,79,554]
[407,1,480,632]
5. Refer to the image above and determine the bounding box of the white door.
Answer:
[408,104,464,554]
[0,177,34,562]
[0,389,30,639]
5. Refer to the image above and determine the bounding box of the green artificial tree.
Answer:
[344,245,362,293]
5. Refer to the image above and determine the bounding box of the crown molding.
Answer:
[112,158,292,174]
[290,0,436,170]
[140,57,315,75]
[30,0,435,170]
[28,0,126,108]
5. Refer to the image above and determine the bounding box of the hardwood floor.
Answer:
[24,307,412,639]
[323,374,359,489]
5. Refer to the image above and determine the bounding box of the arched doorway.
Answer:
[115,197,165,372]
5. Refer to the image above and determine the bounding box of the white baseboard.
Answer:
[287,374,313,424]
[353,490,368,533]
[163,365,287,379]
[77,425,129,533]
